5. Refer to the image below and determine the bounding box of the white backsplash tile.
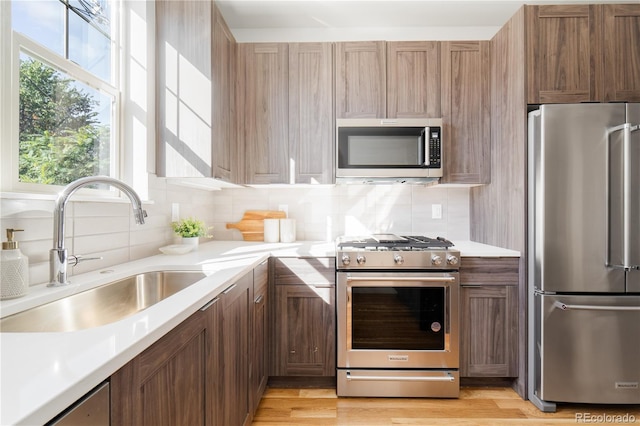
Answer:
[1,182,470,286]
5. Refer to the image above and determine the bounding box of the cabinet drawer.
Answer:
[460,257,519,286]
[273,257,336,286]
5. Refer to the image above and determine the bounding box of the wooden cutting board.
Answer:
[226,210,286,241]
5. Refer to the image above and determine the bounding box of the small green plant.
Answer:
[171,217,212,238]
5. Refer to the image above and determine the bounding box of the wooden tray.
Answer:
[226,210,286,241]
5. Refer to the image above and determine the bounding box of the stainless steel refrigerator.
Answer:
[527,103,640,412]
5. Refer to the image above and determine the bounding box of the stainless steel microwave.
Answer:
[336,118,443,184]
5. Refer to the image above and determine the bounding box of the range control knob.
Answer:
[394,255,404,265]
[431,255,443,266]
[356,255,367,265]
[341,255,351,266]
[447,255,459,266]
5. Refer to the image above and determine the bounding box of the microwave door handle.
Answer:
[422,127,429,166]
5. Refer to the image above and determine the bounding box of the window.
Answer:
[6,0,119,191]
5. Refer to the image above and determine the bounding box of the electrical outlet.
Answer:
[432,204,442,219]
[171,203,180,222]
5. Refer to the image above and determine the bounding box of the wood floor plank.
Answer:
[252,386,640,425]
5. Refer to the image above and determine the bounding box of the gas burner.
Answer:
[336,234,459,271]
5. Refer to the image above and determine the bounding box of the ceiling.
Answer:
[215,0,635,42]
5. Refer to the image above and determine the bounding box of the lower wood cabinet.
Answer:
[111,267,261,426]
[270,257,336,378]
[459,257,519,378]
[250,260,269,413]
[221,271,252,426]
[111,296,221,426]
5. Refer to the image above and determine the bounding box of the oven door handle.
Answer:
[346,372,455,382]
[346,276,456,283]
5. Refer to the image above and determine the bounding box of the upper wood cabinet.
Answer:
[156,2,237,180]
[526,4,601,104]
[603,4,640,102]
[289,43,335,184]
[335,41,386,118]
[441,41,491,184]
[335,41,441,119]
[239,43,289,184]
[526,3,640,103]
[240,42,334,184]
[387,41,441,118]
[212,4,237,182]
[156,0,213,177]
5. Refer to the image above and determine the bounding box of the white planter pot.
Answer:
[181,236,199,250]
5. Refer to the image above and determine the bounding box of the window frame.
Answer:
[2,0,123,197]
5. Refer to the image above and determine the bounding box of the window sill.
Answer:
[0,191,155,205]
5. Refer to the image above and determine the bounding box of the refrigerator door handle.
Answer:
[554,300,640,312]
[606,123,639,270]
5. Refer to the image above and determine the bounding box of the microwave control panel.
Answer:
[426,127,441,168]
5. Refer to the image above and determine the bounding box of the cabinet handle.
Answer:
[254,294,264,304]
[290,350,296,354]
[199,297,220,311]
[222,283,237,294]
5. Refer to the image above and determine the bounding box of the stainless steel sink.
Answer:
[0,271,208,332]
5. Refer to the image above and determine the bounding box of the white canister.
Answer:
[279,219,296,243]
[264,219,280,242]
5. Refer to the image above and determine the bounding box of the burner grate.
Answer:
[337,235,454,250]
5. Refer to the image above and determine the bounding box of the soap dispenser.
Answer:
[1,228,29,300]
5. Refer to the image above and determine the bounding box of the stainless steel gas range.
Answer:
[336,234,460,398]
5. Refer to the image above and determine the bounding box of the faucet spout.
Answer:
[49,176,147,286]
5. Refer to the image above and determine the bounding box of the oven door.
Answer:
[337,271,459,369]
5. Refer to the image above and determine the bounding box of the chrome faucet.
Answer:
[49,176,147,286]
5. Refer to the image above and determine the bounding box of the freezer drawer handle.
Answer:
[554,301,640,312]
[346,372,455,382]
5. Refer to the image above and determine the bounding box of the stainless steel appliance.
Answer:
[528,103,640,412]
[336,118,443,184]
[336,234,460,397]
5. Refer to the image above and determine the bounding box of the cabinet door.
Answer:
[111,301,220,426]
[459,257,519,378]
[387,41,441,118]
[460,285,518,377]
[289,43,334,184]
[156,0,213,177]
[221,272,252,426]
[441,41,490,184]
[603,4,640,102]
[526,5,602,103]
[212,4,236,181]
[335,41,386,118]
[273,284,336,376]
[250,261,269,415]
[241,43,289,184]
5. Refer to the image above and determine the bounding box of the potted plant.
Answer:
[171,217,212,249]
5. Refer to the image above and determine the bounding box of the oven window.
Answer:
[351,287,445,350]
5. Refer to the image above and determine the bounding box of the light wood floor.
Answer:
[252,387,640,425]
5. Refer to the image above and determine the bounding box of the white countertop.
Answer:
[0,239,517,425]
